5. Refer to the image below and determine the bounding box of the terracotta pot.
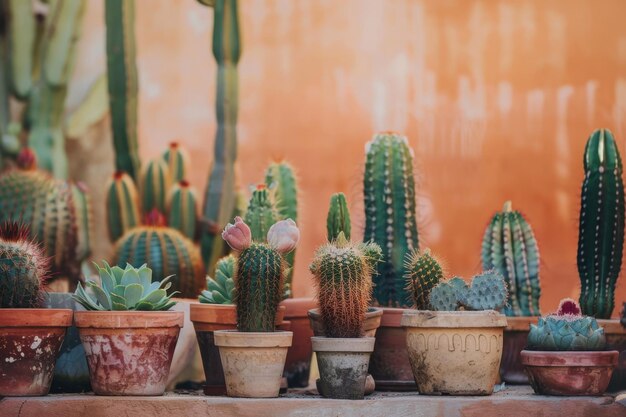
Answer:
[281,297,316,387]
[312,336,375,399]
[190,303,286,395]
[521,350,618,396]
[214,330,293,398]
[308,307,383,337]
[0,309,72,396]
[75,311,183,396]
[368,307,415,391]
[402,310,507,395]
[500,316,537,384]
[597,319,626,391]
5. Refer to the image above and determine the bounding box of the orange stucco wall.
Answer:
[71,0,626,316]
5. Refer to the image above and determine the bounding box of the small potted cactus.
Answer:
[72,262,183,396]
[215,217,299,398]
[521,298,618,396]
[0,222,73,396]
[401,257,508,395]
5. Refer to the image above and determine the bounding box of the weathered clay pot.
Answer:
[521,350,618,396]
[281,297,316,387]
[190,303,286,395]
[214,330,292,398]
[597,319,626,391]
[308,307,383,337]
[75,311,183,396]
[0,309,72,396]
[500,316,537,384]
[312,336,375,399]
[402,310,507,395]
[369,307,415,390]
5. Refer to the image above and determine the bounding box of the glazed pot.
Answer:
[401,310,507,395]
[521,350,618,395]
[75,310,183,396]
[500,316,537,384]
[214,330,293,398]
[309,307,383,337]
[0,309,72,396]
[368,307,415,391]
[190,303,286,395]
[312,336,375,399]
[597,319,626,391]
[281,297,316,387]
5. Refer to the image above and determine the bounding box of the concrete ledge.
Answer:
[1,386,625,417]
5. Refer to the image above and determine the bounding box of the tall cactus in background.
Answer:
[200,0,241,273]
[577,129,625,319]
[168,180,198,239]
[481,201,541,317]
[106,171,141,242]
[163,142,189,183]
[244,185,278,242]
[140,158,171,216]
[364,132,419,307]
[105,0,141,180]
[327,192,351,242]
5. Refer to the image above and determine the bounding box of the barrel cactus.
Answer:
[481,201,540,317]
[106,171,141,242]
[168,180,198,240]
[577,129,625,319]
[528,298,606,351]
[140,158,171,216]
[405,249,443,310]
[326,192,351,242]
[364,132,419,307]
[199,254,235,304]
[429,272,507,312]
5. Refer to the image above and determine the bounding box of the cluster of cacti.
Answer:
[364,132,419,307]
[222,217,299,332]
[577,129,625,319]
[0,149,92,286]
[428,271,508,312]
[310,232,381,338]
[326,192,351,242]
[481,201,541,317]
[528,298,606,351]
[405,249,443,310]
[0,221,48,308]
[73,262,177,311]
[199,254,235,304]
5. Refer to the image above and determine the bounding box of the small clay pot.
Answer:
[521,350,618,396]
[312,336,375,399]
[214,330,292,398]
[402,310,507,395]
[500,316,537,384]
[308,307,383,337]
[0,309,73,396]
[75,311,183,396]
[281,297,316,387]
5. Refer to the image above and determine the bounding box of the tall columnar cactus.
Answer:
[105,0,141,180]
[310,233,381,338]
[405,249,443,310]
[481,201,541,317]
[577,129,625,319]
[71,181,92,263]
[0,221,48,308]
[326,192,351,242]
[222,217,299,332]
[163,142,189,183]
[106,171,141,242]
[140,158,171,216]
[200,0,241,272]
[244,185,278,242]
[168,181,198,239]
[364,132,419,307]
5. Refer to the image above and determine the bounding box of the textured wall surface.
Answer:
[69,0,626,314]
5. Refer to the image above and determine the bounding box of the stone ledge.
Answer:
[1,386,625,417]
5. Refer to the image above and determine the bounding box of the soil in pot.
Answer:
[402,310,507,395]
[281,297,316,388]
[75,311,183,396]
[214,330,292,398]
[0,309,73,396]
[521,350,618,395]
[597,319,626,391]
[500,316,537,385]
[312,336,375,399]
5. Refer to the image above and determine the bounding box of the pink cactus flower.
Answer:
[267,219,300,254]
[222,216,252,251]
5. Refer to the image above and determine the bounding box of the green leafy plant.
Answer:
[199,254,235,304]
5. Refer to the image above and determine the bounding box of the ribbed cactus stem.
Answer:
[140,158,171,216]
[327,192,351,242]
[163,142,189,183]
[106,171,140,242]
[7,0,35,100]
[235,242,283,332]
[577,128,625,319]
[168,180,198,239]
[244,185,278,242]
[364,132,419,307]
[405,249,443,310]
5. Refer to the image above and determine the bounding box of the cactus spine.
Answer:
[106,171,141,242]
[327,192,351,242]
[405,249,443,310]
[481,201,541,317]
[168,180,198,239]
[364,132,419,307]
[244,185,278,242]
[578,129,625,318]
[200,0,241,272]
[105,0,140,180]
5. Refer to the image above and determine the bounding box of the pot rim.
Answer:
[0,308,73,327]
[520,349,619,367]
[596,318,626,335]
[214,330,293,348]
[190,303,286,325]
[280,297,317,318]
[311,336,375,352]
[504,315,539,331]
[401,309,508,328]
[74,310,184,329]
[307,306,383,318]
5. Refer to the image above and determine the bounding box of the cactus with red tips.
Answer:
[106,171,141,242]
[140,158,171,216]
[168,180,198,239]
